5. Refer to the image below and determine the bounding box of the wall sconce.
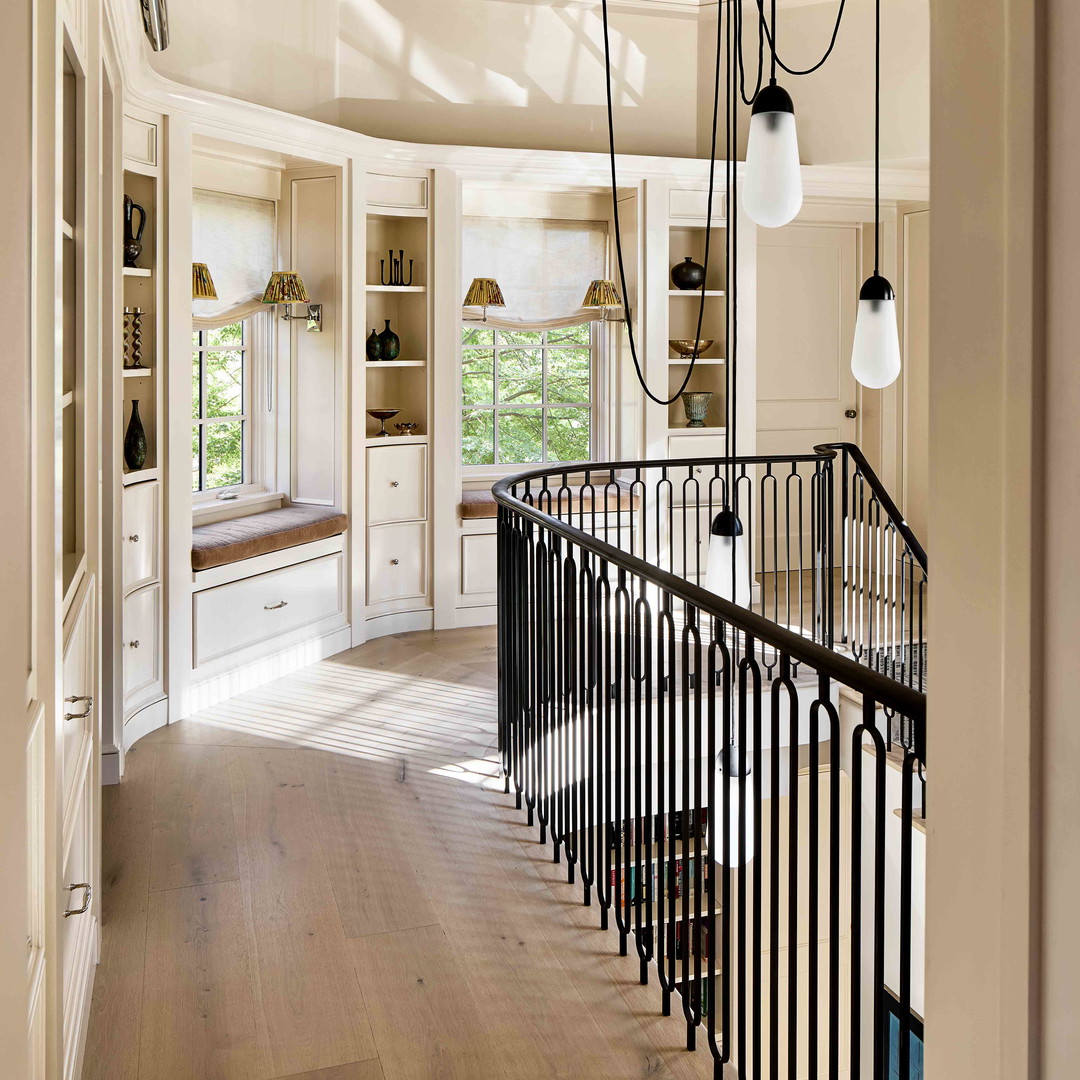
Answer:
[261,271,322,332]
[581,278,625,323]
[192,262,217,300]
[463,277,506,322]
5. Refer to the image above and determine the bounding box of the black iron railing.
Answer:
[495,445,927,1079]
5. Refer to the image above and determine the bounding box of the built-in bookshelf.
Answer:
[665,222,728,434]
[364,209,430,437]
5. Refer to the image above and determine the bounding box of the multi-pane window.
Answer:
[461,323,595,468]
[192,321,249,492]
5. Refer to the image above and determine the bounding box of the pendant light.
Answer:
[714,745,756,867]
[705,508,751,608]
[851,0,901,389]
[743,2,802,229]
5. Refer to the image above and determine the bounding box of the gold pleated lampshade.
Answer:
[261,271,310,305]
[192,263,218,300]
[581,279,622,308]
[463,277,506,309]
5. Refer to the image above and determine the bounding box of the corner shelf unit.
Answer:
[362,171,434,633]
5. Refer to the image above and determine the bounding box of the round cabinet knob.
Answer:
[128,640,140,649]
[390,481,400,488]
[128,534,139,542]
[844,409,858,419]
[390,559,399,566]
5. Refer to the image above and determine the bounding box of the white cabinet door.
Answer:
[367,523,428,604]
[60,587,94,826]
[367,444,427,525]
[123,583,163,714]
[121,480,159,594]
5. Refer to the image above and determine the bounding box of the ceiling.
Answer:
[149,0,928,165]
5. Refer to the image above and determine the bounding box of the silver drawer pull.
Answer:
[127,640,140,649]
[390,481,400,488]
[264,600,288,610]
[64,695,93,721]
[390,559,399,566]
[128,534,140,542]
[64,882,92,918]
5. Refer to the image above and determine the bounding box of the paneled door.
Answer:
[755,223,858,584]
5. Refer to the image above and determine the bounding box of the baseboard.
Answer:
[449,605,497,628]
[101,747,122,786]
[124,696,169,752]
[187,625,353,715]
[364,608,434,640]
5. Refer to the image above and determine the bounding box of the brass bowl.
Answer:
[669,339,714,358]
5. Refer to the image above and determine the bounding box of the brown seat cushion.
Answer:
[460,486,638,520]
[192,506,348,571]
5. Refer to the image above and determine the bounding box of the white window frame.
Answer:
[460,321,609,481]
[191,312,274,507]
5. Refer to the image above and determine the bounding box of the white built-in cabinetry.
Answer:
[363,172,434,634]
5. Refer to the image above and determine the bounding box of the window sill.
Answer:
[192,490,286,526]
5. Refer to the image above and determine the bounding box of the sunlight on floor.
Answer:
[183,652,501,773]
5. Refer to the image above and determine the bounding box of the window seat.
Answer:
[192,505,348,571]
[460,486,638,521]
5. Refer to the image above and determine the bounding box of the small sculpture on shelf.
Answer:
[377,319,401,361]
[366,328,383,361]
[380,249,414,287]
[367,408,400,438]
[671,256,706,291]
[394,422,419,437]
[123,195,147,269]
[124,400,148,469]
[680,391,714,428]
[123,307,146,369]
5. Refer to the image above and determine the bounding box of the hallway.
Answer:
[83,628,716,1080]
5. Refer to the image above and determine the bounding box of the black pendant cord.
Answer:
[736,0,766,107]
[600,0,723,406]
[874,0,881,275]
[754,0,849,78]
[770,0,777,81]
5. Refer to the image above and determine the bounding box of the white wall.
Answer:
[148,0,927,165]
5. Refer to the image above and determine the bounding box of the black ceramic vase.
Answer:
[377,319,400,362]
[124,399,147,470]
[671,256,706,291]
[123,195,147,269]
[366,328,383,361]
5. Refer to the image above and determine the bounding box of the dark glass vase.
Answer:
[378,319,401,362]
[124,399,147,470]
[671,256,706,291]
[366,328,383,361]
[123,194,147,269]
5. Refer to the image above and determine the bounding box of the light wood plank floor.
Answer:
[84,627,721,1080]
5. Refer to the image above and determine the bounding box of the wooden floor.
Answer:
[84,627,720,1080]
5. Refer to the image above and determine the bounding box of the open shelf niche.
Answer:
[364,208,430,438]
[666,222,729,435]
[121,168,160,478]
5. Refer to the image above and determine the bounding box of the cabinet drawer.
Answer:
[667,435,728,505]
[367,444,427,525]
[123,584,162,713]
[367,523,428,605]
[122,480,159,593]
[194,553,344,667]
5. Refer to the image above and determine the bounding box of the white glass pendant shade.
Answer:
[851,274,902,389]
[705,510,751,607]
[713,747,756,867]
[743,83,803,229]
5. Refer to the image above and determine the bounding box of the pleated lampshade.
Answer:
[261,271,310,305]
[463,277,506,309]
[192,263,218,300]
[581,279,622,308]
